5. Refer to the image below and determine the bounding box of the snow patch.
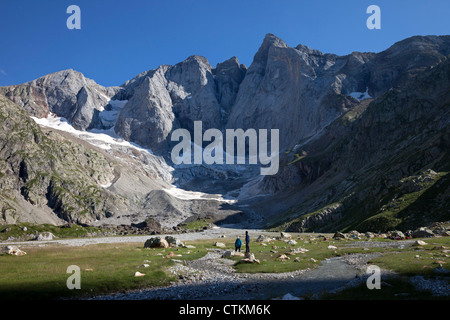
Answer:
[164,185,237,204]
[348,87,372,101]
[31,112,153,155]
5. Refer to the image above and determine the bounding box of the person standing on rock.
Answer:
[235,236,242,252]
[245,231,250,253]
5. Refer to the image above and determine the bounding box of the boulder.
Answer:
[144,237,169,248]
[256,235,272,242]
[389,230,405,239]
[280,232,292,239]
[165,251,182,258]
[240,253,260,264]
[277,254,290,261]
[35,232,54,241]
[413,240,427,246]
[1,246,27,256]
[290,247,309,254]
[349,230,361,237]
[333,232,347,239]
[222,250,244,258]
[214,242,226,248]
[412,228,435,238]
[165,236,184,247]
[222,251,233,258]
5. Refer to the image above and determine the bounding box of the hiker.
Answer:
[234,237,242,252]
[245,231,250,253]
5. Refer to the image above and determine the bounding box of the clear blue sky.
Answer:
[1,0,449,87]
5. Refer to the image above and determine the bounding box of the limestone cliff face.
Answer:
[0,69,123,130]
[260,56,450,232]
[115,55,247,153]
[4,35,449,157]
[226,34,450,151]
[1,34,449,231]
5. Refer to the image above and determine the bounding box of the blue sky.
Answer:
[0,0,449,87]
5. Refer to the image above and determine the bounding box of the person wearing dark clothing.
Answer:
[234,237,242,252]
[245,231,250,253]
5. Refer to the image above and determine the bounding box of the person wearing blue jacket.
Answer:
[234,237,242,252]
[245,231,250,253]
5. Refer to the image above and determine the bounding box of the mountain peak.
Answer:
[252,33,288,67]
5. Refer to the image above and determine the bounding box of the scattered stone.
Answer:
[183,245,196,249]
[290,247,309,254]
[277,254,290,261]
[240,253,260,264]
[222,250,244,258]
[256,235,272,242]
[165,251,182,258]
[85,268,94,272]
[134,271,146,277]
[1,246,27,256]
[413,240,427,246]
[286,240,297,245]
[214,242,226,248]
[327,245,337,250]
[294,257,300,262]
[140,264,150,268]
[310,258,318,263]
[171,259,184,264]
[280,232,292,239]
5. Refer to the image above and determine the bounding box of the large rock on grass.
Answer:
[144,237,169,248]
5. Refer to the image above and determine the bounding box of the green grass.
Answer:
[320,236,450,300]
[1,234,449,300]
[227,236,394,273]
[0,240,210,300]
[178,217,213,231]
[369,237,450,276]
[0,223,106,241]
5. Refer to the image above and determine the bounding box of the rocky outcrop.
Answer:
[262,54,450,232]
[116,55,246,153]
[0,69,123,130]
[0,94,123,225]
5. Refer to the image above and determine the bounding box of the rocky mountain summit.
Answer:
[0,34,449,232]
